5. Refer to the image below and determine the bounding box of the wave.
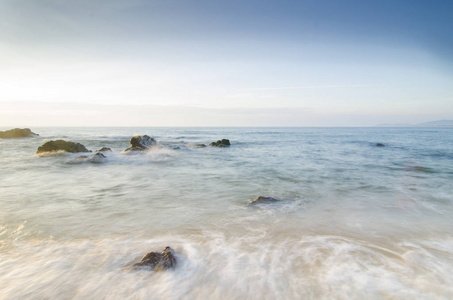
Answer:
[1,234,452,299]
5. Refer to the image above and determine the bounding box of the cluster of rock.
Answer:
[34,135,159,156]
[0,128,38,139]
[1,128,232,154]
[34,135,232,156]
[133,246,177,271]
[3,127,387,156]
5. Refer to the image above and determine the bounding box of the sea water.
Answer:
[0,127,452,299]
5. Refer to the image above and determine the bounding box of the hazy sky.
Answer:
[1,0,452,126]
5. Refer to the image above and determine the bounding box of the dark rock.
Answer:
[130,135,156,149]
[37,140,91,154]
[133,246,177,271]
[196,144,206,148]
[124,135,156,152]
[248,196,280,206]
[97,147,112,152]
[209,139,230,147]
[0,128,38,139]
[376,143,385,147]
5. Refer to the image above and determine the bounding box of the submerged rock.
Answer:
[376,143,385,147]
[0,128,38,139]
[70,152,107,164]
[92,152,106,159]
[248,196,280,206]
[196,144,206,148]
[209,139,230,147]
[37,140,91,154]
[133,246,177,271]
[124,147,145,153]
[97,147,112,152]
[124,135,156,152]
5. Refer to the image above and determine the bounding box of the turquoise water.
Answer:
[1,127,452,299]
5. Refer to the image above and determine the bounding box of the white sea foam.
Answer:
[1,233,453,299]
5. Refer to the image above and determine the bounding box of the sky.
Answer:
[0,0,452,126]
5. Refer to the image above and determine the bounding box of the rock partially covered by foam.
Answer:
[37,140,91,154]
[124,135,156,152]
[0,128,38,139]
[248,196,280,206]
[209,139,230,147]
[97,147,112,152]
[70,152,107,164]
[133,246,177,271]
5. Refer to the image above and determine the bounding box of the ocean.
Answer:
[1,127,452,299]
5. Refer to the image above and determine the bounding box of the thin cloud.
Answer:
[241,84,381,91]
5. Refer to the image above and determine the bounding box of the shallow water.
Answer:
[1,127,452,299]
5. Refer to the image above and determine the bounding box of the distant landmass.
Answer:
[417,120,453,127]
[376,120,453,127]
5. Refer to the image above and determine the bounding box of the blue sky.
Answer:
[0,0,452,126]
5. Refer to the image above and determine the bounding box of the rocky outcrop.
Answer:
[376,143,385,147]
[133,246,177,271]
[131,135,156,149]
[124,135,156,152]
[248,196,280,206]
[36,140,91,154]
[0,128,38,139]
[97,147,112,152]
[209,139,230,147]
